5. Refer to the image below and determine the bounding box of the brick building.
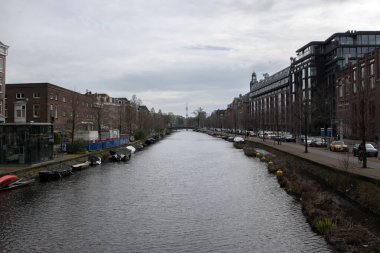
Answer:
[6,83,95,133]
[336,49,380,140]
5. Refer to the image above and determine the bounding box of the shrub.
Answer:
[314,218,336,234]
[67,139,87,154]
[134,129,147,141]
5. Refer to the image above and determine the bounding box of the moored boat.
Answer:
[0,174,19,189]
[109,150,131,162]
[88,155,101,165]
[39,166,73,181]
[126,145,136,154]
[72,161,91,171]
[0,178,35,192]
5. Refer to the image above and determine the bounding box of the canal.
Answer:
[0,131,333,252]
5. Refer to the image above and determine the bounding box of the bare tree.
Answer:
[67,94,80,144]
[193,107,206,128]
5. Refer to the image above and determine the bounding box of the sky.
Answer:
[1,0,380,116]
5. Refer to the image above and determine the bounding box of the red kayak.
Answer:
[0,175,19,189]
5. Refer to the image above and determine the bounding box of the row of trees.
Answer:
[64,93,177,144]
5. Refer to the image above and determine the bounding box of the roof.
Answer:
[0,41,9,48]
[296,30,380,52]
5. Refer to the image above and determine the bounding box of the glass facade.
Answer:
[0,123,53,164]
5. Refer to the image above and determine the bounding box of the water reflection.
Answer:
[0,131,333,252]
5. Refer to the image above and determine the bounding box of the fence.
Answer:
[87,138,129,152]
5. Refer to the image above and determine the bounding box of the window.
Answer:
[33,92,40,98]
[54,106,58,119]
[63,97,66,103]
[16,93,25,99]
[370,77,375,89]
[15,104,26,118]
[308,67,316,77]
[361,35,369,45]
[55,95,58,101]
[0,57,3,72]
[33,104,40,118]
[377,35,380,45]
[369,35,376,45]
[339,83,343,97]
[50,93,54,100]
[369,63,374,75]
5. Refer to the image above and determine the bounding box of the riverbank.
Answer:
[205,130,380,252]
[0,132,171,178]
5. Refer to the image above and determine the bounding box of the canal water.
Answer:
[0,131,333,253]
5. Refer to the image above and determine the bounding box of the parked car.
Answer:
[310,137,327,147]
[283,135,296,142]
[303,138,312,146]
[329,141,349,152]
[352,143,378,157]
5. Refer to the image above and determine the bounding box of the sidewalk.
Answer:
[0,153,88,177]
[247,136,380,181]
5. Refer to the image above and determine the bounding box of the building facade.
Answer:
[336,49,380,141]
[289,31,380,136]
[0,123,53,164]
[249,68,290,133]
[6,83,138,141]
[0,41,9,123]
[247,31,380,136]
[6,83,95,132]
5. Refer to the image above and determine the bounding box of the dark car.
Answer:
[310,137,327,147]
[352,143,378,157]
[283,135,296,142]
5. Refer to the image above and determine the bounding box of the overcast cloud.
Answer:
[1,0,380,115]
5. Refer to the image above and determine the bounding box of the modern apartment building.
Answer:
[0,41,9,123]
[289,31,380,135]
[248,31,380,137]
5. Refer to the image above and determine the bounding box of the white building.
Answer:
[0,41,9,123]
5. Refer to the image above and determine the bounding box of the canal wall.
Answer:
[246,139,380,216]
[238,138,380,252]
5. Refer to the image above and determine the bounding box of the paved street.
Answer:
[247,136,380,181]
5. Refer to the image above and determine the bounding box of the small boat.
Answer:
[72,161,91,171]
[0,178,35,192]
[88,155,101,165]
[126,145,136,154]
[39,166,73,181]
[109,150,131,162]
[144,138,156,146]
[0,174,19,189]
[233,136,245,143]
[134,144,144,152]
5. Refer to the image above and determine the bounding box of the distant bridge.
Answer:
[168,126,196,130]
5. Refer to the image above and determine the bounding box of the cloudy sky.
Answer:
[1,0,380,116]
